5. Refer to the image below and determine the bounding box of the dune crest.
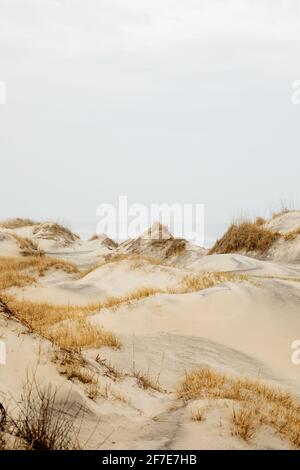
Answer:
[0,214,300,449]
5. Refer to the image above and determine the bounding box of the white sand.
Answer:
[1,215,300,449]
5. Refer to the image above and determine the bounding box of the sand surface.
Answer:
[1,217,300,449]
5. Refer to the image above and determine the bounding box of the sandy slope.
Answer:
[12,259,187,304]
[186,252,300,276]
[264,211,300,234]
[1,217,300,449]
[95,280,300,389]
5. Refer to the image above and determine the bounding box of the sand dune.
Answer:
[1,214,300,450]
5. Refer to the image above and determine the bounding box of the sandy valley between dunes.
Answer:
[1,214,300,450]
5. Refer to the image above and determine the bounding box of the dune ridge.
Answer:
[1,212,300,449]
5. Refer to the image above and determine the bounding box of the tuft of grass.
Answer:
[284,228,300,241]
[0,256,79,291]
[86,384,100,400]
[89,234,118,248]
[11,234,44,257]
[48,317,121,351]
[89,234,100,242]
[102,287,160,311]
[102,360,123,381]
[0,271,36,291]
[1,295,121,352]
[0,218,36,229]
[1,269,246,353]
[190,406,206,422]
[232,403,256,441]
[98,272,248,311]
[165,238,186,257]
[32,222,79,244]
[255,217,266,226]
[5,374,82,450]
[81,272,248,314]
[177,367,300,447]
[1,295,99,330]
[111,389,131,405]
[133,370,162,392]
[52,349,100,390]
[209,221,280,255]
[179,272,248,293]
[64,364,97,384]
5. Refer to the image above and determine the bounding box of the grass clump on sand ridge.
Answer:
[0,256,79,291]
[4,375,82,449]
[284,228,300,241]
[1,295,121,352]
[11,234,44,257]
[0,218,36,229]
[209,220,280,255]
[177,367,300,447]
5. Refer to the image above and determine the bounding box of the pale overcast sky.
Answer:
[0,0,300,245]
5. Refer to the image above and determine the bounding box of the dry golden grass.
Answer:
[133,370,162,392]
[0,256,79,292]
[0,218,36,229]
[177,367,300,447]
[63,363,97,384]
[255,217,266,226]
[164,238,186,257]
[110,389,131,405]
[86,383,100,400]
[2,295,101,330]
[179,272,248,293]
[177,367,293,404]
[96,273,248,312]
[0,258,37,291]
[32,222,79,243]
[88,234,118,248]
[0,270,36,291]
[3,375,82,450]
[102,360,123,381]
[52,348,84,368]
[102,287,160,310]
[99,383,111,400]
[127,255,165,270]
[89,234,101,242]
[0,264,246,355]
[35,256,79,275]
[271,207,295,220]
[232,403,256,441]
[52,349,100,390]
[190,406,206,422]
[11,234,44,257]
[284,228,300,241]
[253,274,300,283]
[79,254,165,279]
[78,264,101,278]
[48,318,121,351]
[128,254,164,266]
[209,221,280,254]
[1,295,120,351]
[76,272,249,315]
